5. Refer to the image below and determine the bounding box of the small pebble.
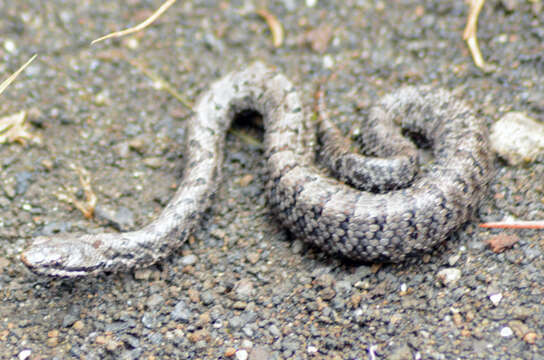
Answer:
[18,350,31,360]
[47,337,59,347]
[249,345,272,360]
[200,290,215,305]
[236,349,248,360]
[225,347,236,357]
[232,301,247,310]
[143,157,163,169]
[141,313,157,329]
[322,54,334,69]
[229,316,243,329]
[128,137,147,153]
[113,141,131,158]
[291,240,304,254]
[4,39,16,53]
[62,314,78,328]
[390,344,412,360]
[436,268,461,286]
[234,279,254,299]
[146,294,164,308]
[523,332,538,344]
[171,300,192,322]
[490,112,544,165]
[238,174,253,187]
[93,89,110,106]
[448,254,461,266]
[134,268,153,280]
[126,37,139,49]
[180,254,198,266]
[187,329,208,343]
[269,324,281,338]
[106,339,118,352]
[72,320,84,331]
[489,293,502,306]
[246,252,260,264]
[197,312,211,326]
[500,327,513,337]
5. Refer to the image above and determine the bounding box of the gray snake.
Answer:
[21,62,492,277]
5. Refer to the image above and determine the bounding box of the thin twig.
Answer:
[0,54,37,96]
[256,9,284,48]
[479,221,544,229]
[91,0,176,45]
[463,0,493,71]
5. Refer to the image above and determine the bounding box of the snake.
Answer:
[20,62,492,277]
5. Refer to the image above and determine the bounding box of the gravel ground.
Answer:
[1,1,543,359]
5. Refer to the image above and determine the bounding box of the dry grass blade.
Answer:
[480,221,544,229]
[228,128,263,148]
[256,9,284,48]
[463,0,494,71]
[0,54,37,96]
[91,0,176,44]
[129,60,193,110]
[55,164,98,219]
[0,110,41,145]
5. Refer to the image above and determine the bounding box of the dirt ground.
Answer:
[0,1,543,359]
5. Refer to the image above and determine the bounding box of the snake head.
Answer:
[21,234,110,278]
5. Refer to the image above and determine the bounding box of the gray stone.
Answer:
[171,300,192,322]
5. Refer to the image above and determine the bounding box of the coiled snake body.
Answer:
[21,63,492,277]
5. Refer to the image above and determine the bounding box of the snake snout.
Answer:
[21,235,106,278]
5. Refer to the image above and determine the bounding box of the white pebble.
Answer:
[306,0,318,7]
[307,345,318,354]
[500,326,513,337]
[18,350,31,360]
[4,40,16,53]
[213,320,223,328]
[436,268,461,286]
[94,90,110,106]
[496,33,508,43]
[489,293,502,306]
[20,12,32,23]
[448,254,460,266]
[236,349,248,360]
[322,55,334,69]
[400,283,407,292]
[126,37,139,50]
[180,254,198,265]
[490,112,544,165]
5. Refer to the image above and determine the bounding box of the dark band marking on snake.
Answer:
[21,62,492,277]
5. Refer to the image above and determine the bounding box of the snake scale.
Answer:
[21,62,492,277]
